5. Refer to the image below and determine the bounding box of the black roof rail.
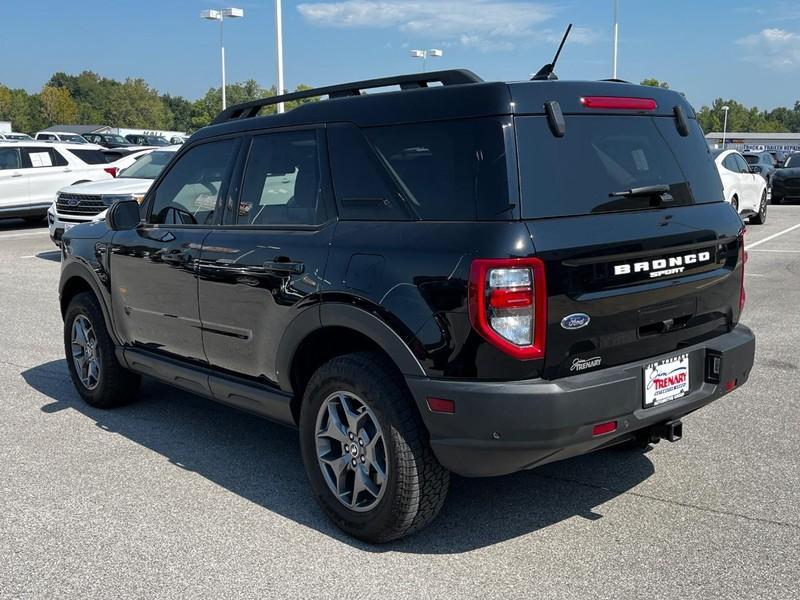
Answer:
[211,69,484,125]
[599,78,632,83]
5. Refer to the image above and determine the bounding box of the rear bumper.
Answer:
[771,180,800,198]
[406,325,755,477]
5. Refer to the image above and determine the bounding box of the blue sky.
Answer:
[2,0,800,110]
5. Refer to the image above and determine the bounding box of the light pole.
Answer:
[275,0,285,113]
[721,105,730,149]
[201,7,244,111]
[612,0,619,79]
[410,49,443,72]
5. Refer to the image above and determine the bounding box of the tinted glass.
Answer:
[149,139,237,225]
[743,155,759,165]
[119,150,174,179]
[734,154,750,173]
[237,131,324,226]
[722,155,738,172]
[146,137,169,146]
[365,118,512,221]
[518,116,724,218]
[67,149,108,164]
[328,123,410,221]
[0,148,21,170]
[786,155,800,168]
[60,134,87,144]
[22,147,66,168]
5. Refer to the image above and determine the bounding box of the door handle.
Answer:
[11,172,23,178]
[263,260,304,274]
[63,168,72,173]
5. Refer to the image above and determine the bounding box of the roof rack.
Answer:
[211,69,484,125]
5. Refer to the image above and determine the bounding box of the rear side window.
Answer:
[364,118,513,220]
[236,130,326,226]
[68,149,108,164]
[517,116,724,218]
[21,147,68,168]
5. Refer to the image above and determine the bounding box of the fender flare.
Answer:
[59,261,121,346]
[276,303,427,394]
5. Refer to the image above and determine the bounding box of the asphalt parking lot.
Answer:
[1,210,799,599]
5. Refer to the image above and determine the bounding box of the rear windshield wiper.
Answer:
[609,184,670,198]
[592,184,677,214]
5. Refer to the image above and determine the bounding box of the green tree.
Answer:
[162,94,193,131]
[106,79,168,129]
[696,98,787,134]
[640,78,669,89]
[38,85,78,126]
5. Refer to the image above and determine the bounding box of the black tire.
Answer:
[63,292,140,408]
[750,190,768,225]
[299,352,449,543]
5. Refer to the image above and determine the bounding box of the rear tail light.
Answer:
[739,230,747,313]
[580,96,657,111]
[468,258,547,360]
[104,167,118,177]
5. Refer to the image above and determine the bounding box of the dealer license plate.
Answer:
[644,353,689,407]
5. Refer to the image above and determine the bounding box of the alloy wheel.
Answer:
[71,315,100,390]
[315,391,388,512]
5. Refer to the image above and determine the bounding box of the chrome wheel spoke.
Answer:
[339,394,369,432]
[320,453,351,496]
[317,404,350,445]
[71,316,100,390]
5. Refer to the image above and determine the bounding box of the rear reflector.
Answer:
[426,397,455,414]
[592,421,617,436]
[725,380,737,392]
[580,96,657,111]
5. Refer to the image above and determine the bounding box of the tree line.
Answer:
[0,71,318,134]
[2,71,798,136]
[640,78,800,134]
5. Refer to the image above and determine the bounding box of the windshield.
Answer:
[60,134,87,144]
[146,136,170,146]
[517,115,724,218]
[106,135,128,144]
[7,134,32,140]
[743,155,759,165]
[119,150,174,179]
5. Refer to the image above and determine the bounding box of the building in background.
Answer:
[1,121,12,134]
[705,132,800,153]
[39,124,112,136]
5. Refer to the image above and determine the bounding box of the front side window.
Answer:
[149,139,238,226]
[734,154,750,173]
[236,130,325,226]
[0,148,21,170]
[722,154,739,173]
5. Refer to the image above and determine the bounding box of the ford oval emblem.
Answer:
[561,313,591,330]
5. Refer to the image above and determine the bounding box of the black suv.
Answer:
[59,70,755,543]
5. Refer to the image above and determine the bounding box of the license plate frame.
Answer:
[643,353,690,408]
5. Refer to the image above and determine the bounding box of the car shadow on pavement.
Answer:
[0,217,47,231]
[22,359,655,554]
[35,250,61,262]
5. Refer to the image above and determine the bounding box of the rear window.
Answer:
[68,149,109,164]
[517,116,724,218]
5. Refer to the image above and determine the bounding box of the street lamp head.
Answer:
[721,105,730,111]
[410,50,425,58]
[221,7,244,18]
[428,49,443,57]
[200,9,222,20]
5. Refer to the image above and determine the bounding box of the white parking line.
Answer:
[0,231,49,240]
[749,249,800,253]
[748,223,800,249]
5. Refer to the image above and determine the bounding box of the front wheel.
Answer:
[64,292,140,408]
[299,352,450,543]
[731,195,739,214]
[750,190,768,225]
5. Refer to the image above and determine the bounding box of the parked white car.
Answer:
[0,132,34,141]
[34,131,93,144]
[0,141,115,223]
[48,146,178,245]
[713,149,768,224]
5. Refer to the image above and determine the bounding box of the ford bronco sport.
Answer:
[59,68,755,543]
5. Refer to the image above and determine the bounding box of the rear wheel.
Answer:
[750,190,768,225]
[64,292,140,408]
[299,352,449,543]
[731,195,739,214]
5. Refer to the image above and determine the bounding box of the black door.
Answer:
[110,137,240,361]
[197,128,334,383]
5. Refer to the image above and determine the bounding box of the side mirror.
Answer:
[107,199,142,231]
[748,166,761,174]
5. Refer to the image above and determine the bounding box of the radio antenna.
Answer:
[531,23,573,81]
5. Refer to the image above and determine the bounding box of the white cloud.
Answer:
[737,28,800,69]
[296,1,596,52]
